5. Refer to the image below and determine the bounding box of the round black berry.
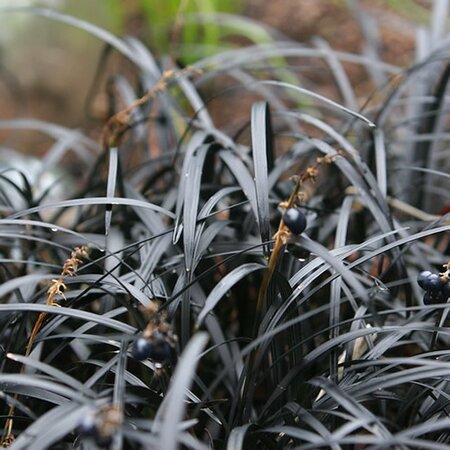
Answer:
[76,415,98,438]
[283,208,307,235]
[148,331,171,362]
[132,337,152,360]
[95,434,112,449]
[417,271,432,289]
[423,291,440,305]
[442,281,450,299]
[423,290,446,305]
[425,274,442,292]
[76,410,114,448]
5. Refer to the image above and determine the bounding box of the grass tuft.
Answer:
[0,4,449,449]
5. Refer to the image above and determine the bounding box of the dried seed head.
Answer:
[1,434,15,448]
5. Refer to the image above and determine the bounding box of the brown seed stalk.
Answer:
[1,246,89,447]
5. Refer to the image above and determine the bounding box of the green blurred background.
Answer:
[0,0,430,135]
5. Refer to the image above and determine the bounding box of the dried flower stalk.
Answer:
[255,153,338,315]
[101,66,201,149]
[1,246,89,447]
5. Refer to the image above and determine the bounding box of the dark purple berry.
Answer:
[417,271,432,289]
[95,434,112,449]
[283,208,307,235]
[423,290,446,305]
[76,410,114,448]
[425,274,443,292]
[442,281,450,299]
[423,291,433,305]
[132,337,152,360]
[77,415,98,438]
[148,331,171,362]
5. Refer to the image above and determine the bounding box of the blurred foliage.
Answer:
[139,0,242,62]
[377,0,430,23]
[61,0,244,63]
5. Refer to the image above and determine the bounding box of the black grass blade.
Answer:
[251,101,273,257]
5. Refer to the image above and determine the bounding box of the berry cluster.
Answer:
[417,269,450,305]
[132,330,172,362]
[76,406,121,448]
[131,302,176,364]
[283,207,307,235]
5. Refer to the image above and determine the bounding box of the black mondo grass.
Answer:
[0,3,449,450]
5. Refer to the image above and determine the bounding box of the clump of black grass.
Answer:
[0,4,450,450]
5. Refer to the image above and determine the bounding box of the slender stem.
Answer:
[1,247,88,446]
[243,155,336,422]
[255,177,301,316]
[241,178,302,422]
